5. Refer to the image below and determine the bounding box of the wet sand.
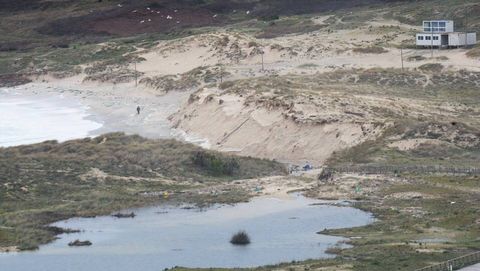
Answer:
[1,77,197,147]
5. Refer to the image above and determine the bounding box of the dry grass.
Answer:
[0,133,285,250]
[352,46,388,54]
[466,45,480,58]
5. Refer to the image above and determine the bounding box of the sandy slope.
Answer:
[170,87,384,166]
[21,16,479,165]
[133,19,480,82]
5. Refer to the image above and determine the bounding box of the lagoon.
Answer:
[0,195,373,271]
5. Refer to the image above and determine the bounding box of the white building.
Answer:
[416,20,477,48]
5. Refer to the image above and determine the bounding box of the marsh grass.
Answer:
[0,133,285,250]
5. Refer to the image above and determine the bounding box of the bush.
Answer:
[230,231,250,245]
[248,41,259,48]
[192,151,239,176]
[219,81,235,90]
[407,55,426,62]
[418,63,443,73]
[260,14,280,21]
[352,46,388,54]
[466,45,480,58]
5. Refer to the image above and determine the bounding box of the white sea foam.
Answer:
[0,90,102,147]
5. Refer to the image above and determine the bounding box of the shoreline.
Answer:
[1,76,204,148]
[0,190,371,258]
[0,89,102,147]
[0,193,373,271]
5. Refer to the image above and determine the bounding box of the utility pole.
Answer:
[431,23,434,58]
[465,0,468,48]
[134,60,138,87]
[220,63,223,84]
[398,23,404,72]
[260,50,265,72]
[400,46,404,72]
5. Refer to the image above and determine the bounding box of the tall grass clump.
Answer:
[230,231,251,245]
[352,46,388,54]
[192,151,240,176]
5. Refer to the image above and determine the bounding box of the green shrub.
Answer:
[219,81,235,89]
[466,45,480,58]
[407,55,426,62]
[352,46,388,54]
[230,231,250,245]
[192,151,240,176]
[418,63,443,73]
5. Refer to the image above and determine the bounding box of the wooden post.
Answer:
[134,60,138,87]
[398,23,404,72]
[465,0,469,48]
[400,46,404,72]
[262,51,265,71]
[220,64,223,84]
[431,25,434,58]
[261,51,264,72]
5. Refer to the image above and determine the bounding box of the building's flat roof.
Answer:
[417,32,476,34]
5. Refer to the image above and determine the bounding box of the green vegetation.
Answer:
[328,119,480,168]
[418,63,444,73]
[254,16,326,39]
[297,63,319,69]
[321,174,480,271]
[1,0,479,86]
[1,1,480,269]
[467,44,480,58]
[196,68,480,270]
[166,174,480,271]
[192,151,240,176]
[0,133,285,250]
[352,46,388,54]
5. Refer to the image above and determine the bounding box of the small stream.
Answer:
[0,195,373,271]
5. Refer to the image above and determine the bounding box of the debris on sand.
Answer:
[112,212,136,218]
[68,240,92,247]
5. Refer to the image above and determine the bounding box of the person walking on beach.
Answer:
[136,106,141,115]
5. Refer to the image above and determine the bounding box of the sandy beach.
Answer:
[1,76,197,147]
[4,16,478,163]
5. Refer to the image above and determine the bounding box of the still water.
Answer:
[0,195,373,271]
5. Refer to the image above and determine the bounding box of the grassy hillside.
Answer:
[1,0,479,85]
[0,133,285,250]
[5,0,476,51]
